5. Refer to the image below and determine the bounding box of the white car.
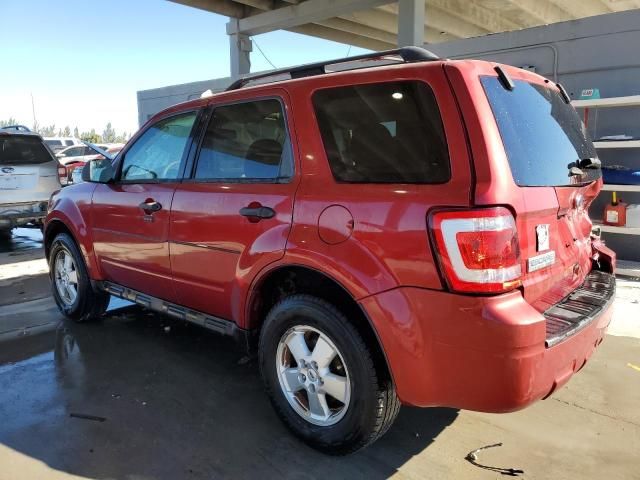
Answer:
[43,137,82,154]
[56,144,106,166]
[0,130,60,232]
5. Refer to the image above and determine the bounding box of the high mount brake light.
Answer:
[431,207,522,293]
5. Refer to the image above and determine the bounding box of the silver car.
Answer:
[0,130,60,232]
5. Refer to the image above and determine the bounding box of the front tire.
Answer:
[49,233,109,322]
[259,294,400,455]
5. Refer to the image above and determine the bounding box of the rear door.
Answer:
[91,110,198,302]
[478,69,600,311]
[169,94,297,321]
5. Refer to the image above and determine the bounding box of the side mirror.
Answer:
[81,158,115,183]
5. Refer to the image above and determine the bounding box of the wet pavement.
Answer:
[1,229,639,479]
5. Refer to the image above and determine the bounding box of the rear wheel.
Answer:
[259,294,400,455]
[49,233,109,322]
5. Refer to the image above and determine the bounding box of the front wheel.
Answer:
[49,233,109,322]
[259,294,400,455]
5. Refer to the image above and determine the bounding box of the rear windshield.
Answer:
[312,81,451,184]
[482,77,599,187]
[0,135,54,165]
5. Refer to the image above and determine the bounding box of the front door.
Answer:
[91,110,198,302]
[170,95,297,321]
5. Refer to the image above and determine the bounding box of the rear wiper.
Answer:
[569,166,584,177]
[578,157,601,169]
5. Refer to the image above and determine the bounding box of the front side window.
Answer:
[121,111,197,181]
[313,81,451,184]
[194,99,293,181]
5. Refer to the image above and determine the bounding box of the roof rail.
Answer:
[226,46,439,91]
[0,125,32,132]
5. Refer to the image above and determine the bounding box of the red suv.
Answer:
[44,47,616,454]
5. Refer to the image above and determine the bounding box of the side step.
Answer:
[99,281,239,338]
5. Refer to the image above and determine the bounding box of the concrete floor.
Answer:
[0,229,639,480]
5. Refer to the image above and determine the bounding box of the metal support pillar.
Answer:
[229,20,252,78]
[397,0,425,47]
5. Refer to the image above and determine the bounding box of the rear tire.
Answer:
[49,233,109,322]
[259,294,400,455]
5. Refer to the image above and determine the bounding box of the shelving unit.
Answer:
[601,184,640,192]
[593,140,640,149]
[593,222,640,236]
[572,96,640,252]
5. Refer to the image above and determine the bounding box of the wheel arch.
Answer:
[246,264,393,384]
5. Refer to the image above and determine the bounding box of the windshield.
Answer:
[0,135,54,165]
[482,77,599,187]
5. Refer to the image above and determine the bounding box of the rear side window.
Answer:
[121,111,197,181]
[312,81,450,183]
[482,77,599,186]
[0,136,53,165]
[194,99,293,181]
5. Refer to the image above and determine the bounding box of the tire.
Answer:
[49,233,109,322]
[259,294,400,455]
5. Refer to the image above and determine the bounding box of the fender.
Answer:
[44,182,103,280]
[239,239,401,330]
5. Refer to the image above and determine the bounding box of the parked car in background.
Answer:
[0,125,32,133]
[57,143,110,186]
[44,137,82,154]
[44,47,616,454]
[1,129,60,232]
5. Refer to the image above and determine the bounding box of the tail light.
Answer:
[57,165,68,186]
[430,207,522,293]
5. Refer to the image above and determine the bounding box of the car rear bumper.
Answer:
[0,201,49,228]
[360,270,614,412]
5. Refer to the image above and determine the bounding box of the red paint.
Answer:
[45,57,615,413]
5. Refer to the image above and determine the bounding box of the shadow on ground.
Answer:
[0,305,458,480]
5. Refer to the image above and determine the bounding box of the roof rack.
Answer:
[0,125,32,133]
[226,46,440,91]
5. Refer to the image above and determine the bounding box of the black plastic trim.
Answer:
[226,46,439,91]
[98,281,254,350]
[544,270,615,348]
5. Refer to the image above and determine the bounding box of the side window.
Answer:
[194,99,293,181]
[312,81,450,184]
[66,147,82,156]
[121,111,196,181]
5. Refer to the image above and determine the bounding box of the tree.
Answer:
[62,126,71,137]
[73,127,79,139]
[38,124,57,137]
[80,129,101,143]
[0,118,19,127]
[102,122,116,143]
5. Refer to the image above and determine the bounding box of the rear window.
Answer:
[0,136,54,165]
[482,77,599,187]
[313,81,450,184]
[45,140,62,147]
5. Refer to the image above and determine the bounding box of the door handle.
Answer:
[139,199,162,213]
[239,205,275,220]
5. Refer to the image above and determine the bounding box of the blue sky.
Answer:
[0,0,368,135]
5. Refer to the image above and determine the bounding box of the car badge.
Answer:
[536,224,549,252]
[1,167,15,174]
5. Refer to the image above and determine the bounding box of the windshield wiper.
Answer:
[578,157,601,169]
[569,166,584,177]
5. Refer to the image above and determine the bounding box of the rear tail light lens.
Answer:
[430,207,521,293]
[57,166,68,185]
